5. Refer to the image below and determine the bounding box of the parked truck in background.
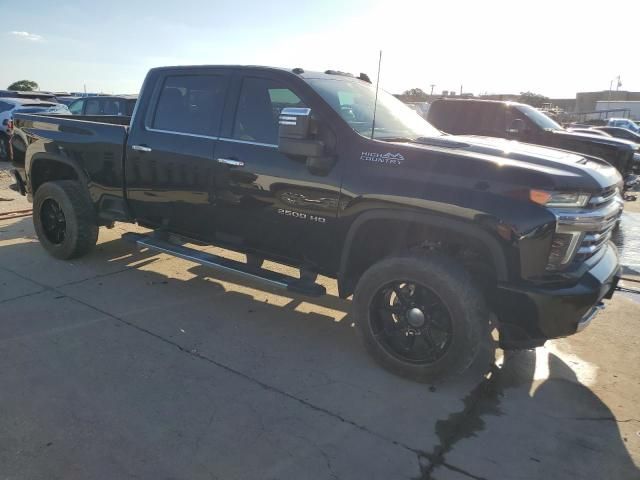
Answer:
[427,99,640,187]
[10,65,623,382]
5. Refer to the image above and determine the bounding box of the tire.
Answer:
[33,180,98,260]
[353,254,491,383]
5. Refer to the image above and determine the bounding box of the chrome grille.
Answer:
[550,185,623,268]
[573,222,617,262]
[588,185,619,209]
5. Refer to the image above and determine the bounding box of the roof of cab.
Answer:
[148,65,370,82]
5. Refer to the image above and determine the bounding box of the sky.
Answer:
[1,0,638,98]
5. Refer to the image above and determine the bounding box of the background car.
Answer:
[594,126,640,143]
[54,96,81,106]
[568,127,613,137]
[68,95,137,116]
[607,117,640,133]
[0,98,69,160]
[0,90,58,102]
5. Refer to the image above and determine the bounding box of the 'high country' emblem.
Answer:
[360,152,405,166]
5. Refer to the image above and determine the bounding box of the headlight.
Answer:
[529,190,590,208]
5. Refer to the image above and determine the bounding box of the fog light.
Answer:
[546,232,582,270]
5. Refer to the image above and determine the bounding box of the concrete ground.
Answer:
[1,164,639,479]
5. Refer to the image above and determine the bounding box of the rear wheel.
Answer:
[353,254,491,382]
[33,181,98,259]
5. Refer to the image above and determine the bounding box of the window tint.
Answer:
[152,75,227,135]
[0,101,11,113]
[102,99,122,115]
[85,99,101,115]
[126,99,137,116]
[233,77,305,144]
[68,99,84,114]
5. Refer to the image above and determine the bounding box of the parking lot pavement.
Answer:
[1,215,639,480]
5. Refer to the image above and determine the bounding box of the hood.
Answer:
[552,129,638,150]
[407,135,622,191]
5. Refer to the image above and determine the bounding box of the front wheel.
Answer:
[353,254,491,383]
[33,180,98,259]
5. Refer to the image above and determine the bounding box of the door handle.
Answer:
[217,158,244,167]
[132,145,152,152]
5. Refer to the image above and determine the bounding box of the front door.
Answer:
[125,70,230,240]
[212,72,342,266]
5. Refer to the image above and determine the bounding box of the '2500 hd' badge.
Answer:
[360,152,405,166]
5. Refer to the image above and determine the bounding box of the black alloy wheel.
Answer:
[371,281,453,364]
[40,198,67,245]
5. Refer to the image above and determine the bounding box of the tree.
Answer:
[401,88,429,102]
[7,80,39,91]
[518,91,549,108]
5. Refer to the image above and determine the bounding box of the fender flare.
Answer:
[337,209,509,295]
[28,151,89,194]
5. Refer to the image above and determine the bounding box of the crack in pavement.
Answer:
[439,462,489,480]
[1,264,432,471]
[0,288,47,305]
[418,364,502,480]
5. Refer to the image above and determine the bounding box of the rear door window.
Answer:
[151,75,227,136]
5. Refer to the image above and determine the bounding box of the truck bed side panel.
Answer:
[13,114,128,210]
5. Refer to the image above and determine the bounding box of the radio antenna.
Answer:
[370,50,382,139]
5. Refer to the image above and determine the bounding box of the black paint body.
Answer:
[11,66,623,348]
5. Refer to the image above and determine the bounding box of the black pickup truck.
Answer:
[10,65,623,382]
[427,98,640,185]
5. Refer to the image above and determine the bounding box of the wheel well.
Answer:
[338,217,503,298]
[31,160,79,194]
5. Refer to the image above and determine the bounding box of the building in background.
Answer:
[576,90,640,114]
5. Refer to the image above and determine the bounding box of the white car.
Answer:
[0,98,69,160]
[607,117,640,133]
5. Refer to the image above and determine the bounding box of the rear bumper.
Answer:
[495,242,620,349]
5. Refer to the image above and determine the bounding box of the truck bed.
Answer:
[11,113,130,214]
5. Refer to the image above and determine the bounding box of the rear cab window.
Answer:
[150,74,228,136]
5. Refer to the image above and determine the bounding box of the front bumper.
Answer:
[495,242,620,349]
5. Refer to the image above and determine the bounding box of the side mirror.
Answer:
[278,108,325,157]
[507,118,526,135]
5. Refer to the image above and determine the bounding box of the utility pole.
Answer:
[430,84,435,97]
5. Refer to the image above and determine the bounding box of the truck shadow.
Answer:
[0,218,638,477]
[489,349,640,479]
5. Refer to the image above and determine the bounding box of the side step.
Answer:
[122,232,326,297]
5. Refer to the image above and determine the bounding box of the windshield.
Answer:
[307,78,442,141]
[516,104,563,131]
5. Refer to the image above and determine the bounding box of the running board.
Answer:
[122,233,326,297]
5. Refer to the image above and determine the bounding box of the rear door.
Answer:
[125,69,231,240]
